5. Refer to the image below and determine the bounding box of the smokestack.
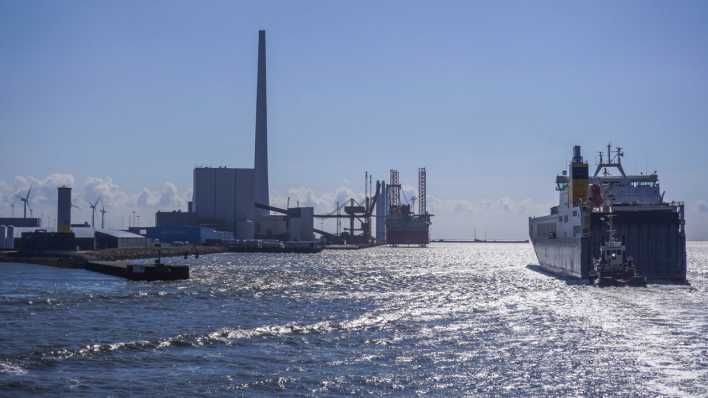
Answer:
[57,186,71,233]
[254,29,269,214]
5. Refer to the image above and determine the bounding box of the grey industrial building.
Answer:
[192,167,255,236]
[95,230,147,249]
[155,210,198,228]
[154,30,271,240]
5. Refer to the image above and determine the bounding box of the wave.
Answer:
[0,361,28,376]
[32,311,401,362]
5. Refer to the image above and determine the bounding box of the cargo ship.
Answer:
[529,145,686,282]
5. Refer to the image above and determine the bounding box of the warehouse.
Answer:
[134,226,233,244]
[95,230,147,249]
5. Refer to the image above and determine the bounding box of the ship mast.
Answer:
[594,144,626,177]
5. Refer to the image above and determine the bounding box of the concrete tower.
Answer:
[57,186,72,233]
[254,29,269,214]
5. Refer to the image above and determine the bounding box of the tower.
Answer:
[254,29,269,214]
[418,167,427,216]
[57,186,72,233]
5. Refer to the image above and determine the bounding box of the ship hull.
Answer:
[387,230,429,245]
[530,237,588,279]
[530,208,686,282]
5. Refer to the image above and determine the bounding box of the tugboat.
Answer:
[588,212,647,287]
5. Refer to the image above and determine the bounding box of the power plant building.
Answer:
[191,167,255,237]
[151,30,312,242]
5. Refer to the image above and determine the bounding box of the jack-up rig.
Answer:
[311,168,432,246]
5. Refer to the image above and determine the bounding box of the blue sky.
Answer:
[2,1,708,239]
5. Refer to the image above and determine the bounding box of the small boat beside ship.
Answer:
[588,214,647,287]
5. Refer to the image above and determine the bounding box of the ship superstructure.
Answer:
[529,145,686,281]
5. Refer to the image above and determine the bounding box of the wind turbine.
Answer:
[17,185,32,218]
[88,197,101,228]
[100,204,108,229]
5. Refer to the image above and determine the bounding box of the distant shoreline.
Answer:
[431,239,530,244]
[0,245,226,268]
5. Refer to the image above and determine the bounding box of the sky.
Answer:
[1,0,708,239]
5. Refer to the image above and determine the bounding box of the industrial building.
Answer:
[0,218,40,228]
[155,210,198,228]
[0,225,15,249]
[286,207,314,241]
[16,232,76,252]
[192,167,255,235]
[95,230,147,249]
[133,225,233,244]
[71,225,96,250]
[154,30,280,241]
[252,206,315,241]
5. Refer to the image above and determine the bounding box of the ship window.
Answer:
[572,211,577,217]
[573,225,581,236]
[563,215,568,223]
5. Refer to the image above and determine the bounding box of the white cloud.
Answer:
[14,175,706,240]
[0,174,189,229]
[698,200,708,214]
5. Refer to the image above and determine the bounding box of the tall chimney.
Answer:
[254,29,269,214]
[57,186,71,233]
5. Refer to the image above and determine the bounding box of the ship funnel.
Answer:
[573,145,583,163]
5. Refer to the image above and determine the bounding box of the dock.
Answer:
[85,260,189,281]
